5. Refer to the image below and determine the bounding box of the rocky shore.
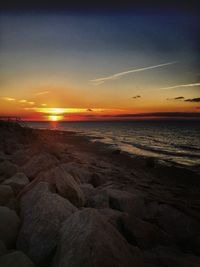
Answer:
[0,120,200,267]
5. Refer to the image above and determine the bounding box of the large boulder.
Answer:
[98,208,126,230]
[0,206,20,248]
[11,149,31,166]
[22,152,58,180]
[0,251,36,267]
[60,162,92,184]
[19,182,52,217]
[0,185,14,205]
[155,204,200,253]
[0,240,7,256]
[3,173,29,195]
[80,183,96,205]
[81,184,111,209]
[143,246,200,267]
[121,214,173,249]
[37,165,85,207]
[106,189,146,217]
[17,182,77,265]
[84,189,110,209]
[0,161,19,182]
[52,208,143,267]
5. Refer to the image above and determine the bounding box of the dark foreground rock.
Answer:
[0,206,20,248]
[17,182,77,265]
[0,251,36,267]
[143,246,200,267]
[0,185,14,205]
[22,152,58,180]
[3,172,29,195]
[37,165,85,207]
[0,240,7,257]
[0,161,19,182]
[52,208,143,267]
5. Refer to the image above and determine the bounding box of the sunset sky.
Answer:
[0,3,200,121]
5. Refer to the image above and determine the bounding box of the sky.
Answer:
[0,4,200,121]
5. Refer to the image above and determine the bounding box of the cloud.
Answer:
[2,97,15,101]
[166,96,184,100]
[41,103,47,106]
[28,101,35,105]
[184,97,200,102]
[19,99,27,103]
[90,61,178,85]
[35,91,50,96]
[86,108,93,112]
[132,95,141,99]
[161,83,200,90]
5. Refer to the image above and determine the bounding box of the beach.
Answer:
[0,120,200,267]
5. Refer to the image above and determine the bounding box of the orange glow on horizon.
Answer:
[48,115,63,121]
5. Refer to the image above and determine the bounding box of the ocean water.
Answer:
[27,121,200,171]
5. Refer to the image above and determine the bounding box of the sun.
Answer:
[48,115,63,121]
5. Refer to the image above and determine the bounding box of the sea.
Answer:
[27,120,200,172]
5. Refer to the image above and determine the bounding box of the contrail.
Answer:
[35,91,50,96]
[90,61,178,85]
[160,82,200,90]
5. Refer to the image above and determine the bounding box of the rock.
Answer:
[0,151,8,162]
[17,182,77,265]
[106,189,146,217]
[52,208,143,267]
[22,152,58,180]
[0,206,20,248]
[80,183,96,204]
[0,240,7,256]
[0,251,36,267]
[4,197,19,213]
[37,165,85,207]
[98,208,125,230]
[88,172,106,187]
[11,149,31,166]
[143,246,200,267]
[121,214,173,249]
[3,173,29,195]
[155,204,200,253]
[87,190,110,208]
[0,185,14,205]
[0,161,19,182]
[61,162,92,184]
[19,182,53,217]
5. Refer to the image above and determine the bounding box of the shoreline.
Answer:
[0,121,200,266]
[27,121,200,175]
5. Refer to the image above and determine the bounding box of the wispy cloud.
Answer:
[35,91,50,96]
[90,61,178,85]
[185,97,200,102]
[2,97,15,101]
[166,96,185,100]
[19,99,27,103]
[132,95,141,99]
[161,83,200,90]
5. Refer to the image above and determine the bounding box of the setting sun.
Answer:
[48,115,63,121]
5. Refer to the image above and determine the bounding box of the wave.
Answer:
[171,143,200,152]
[122,141,200,159]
